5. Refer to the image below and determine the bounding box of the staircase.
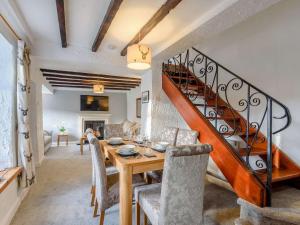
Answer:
[162,47,300,207]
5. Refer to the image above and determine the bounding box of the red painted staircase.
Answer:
[162,47,300,207]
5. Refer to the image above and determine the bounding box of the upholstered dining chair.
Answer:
[175,128,199,146]
[135,144,213,225]
[147,127,199,183]
[87,133,145,224]
[104,124,124,139]
[160,127,178,145]
[146,127,179,183]
[85,129,118,209]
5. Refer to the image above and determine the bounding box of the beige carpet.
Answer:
[10,144,240,225]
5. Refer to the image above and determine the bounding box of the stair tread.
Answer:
[206,116,240,121]
[238,147,267,156]
[259,167,300,183]
[194,103,227,108]
[222,130,256,137]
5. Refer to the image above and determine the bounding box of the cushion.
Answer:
[122,120,136,136]
[104,124,124,139]
[44,136,52,145]
[43,130,51,136]
[108,174,146,207]
[135,184,162,225]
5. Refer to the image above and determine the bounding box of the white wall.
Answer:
[126,86,141,123]
[140,70,153,138]
[43,91,127,142]
[147,0,300,165]
[192,0,300,165]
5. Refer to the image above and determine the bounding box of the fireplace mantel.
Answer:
[79,113,112,134]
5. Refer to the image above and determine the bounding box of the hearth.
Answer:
[84,120,105,140]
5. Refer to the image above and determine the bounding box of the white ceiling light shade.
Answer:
[93,84,104,94]
[127,44,151,70]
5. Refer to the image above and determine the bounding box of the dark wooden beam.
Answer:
[120,0,182,56]
[56,0,67,48]
[92,0,123,52]
[43,74,140,84]
[46,77,140,86]
[52,84,130,91]
[41,69,141,81]
[48,81,136,88]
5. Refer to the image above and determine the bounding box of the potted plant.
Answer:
[58,122,67,134]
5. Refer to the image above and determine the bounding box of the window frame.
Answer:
[0,20,18,168]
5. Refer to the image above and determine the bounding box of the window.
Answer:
[0,33,16,170]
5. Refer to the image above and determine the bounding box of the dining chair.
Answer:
[104,124,124,139]
[135,144,213,225]
[87,133,145,224]
[86,129,118,209]
[175,129,199,146]
[147,127,198,183]
[160,127,179,145]
[85,128,97,206]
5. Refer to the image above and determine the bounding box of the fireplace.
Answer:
[84,120,105,140]
[80,113,111,139]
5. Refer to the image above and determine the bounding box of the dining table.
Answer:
[99,140,165,225]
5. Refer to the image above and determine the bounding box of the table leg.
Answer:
[119,166,133,225]
[57,136,60,146]
[67,136,69,146]
[80,138,83,155]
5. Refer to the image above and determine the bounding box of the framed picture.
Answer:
[142,91,149,103]
[136,98,141,118]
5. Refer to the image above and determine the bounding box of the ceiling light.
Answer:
[127,44,151,70]
[93,84,104,94]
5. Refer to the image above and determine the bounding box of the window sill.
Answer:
[0,167,22,193]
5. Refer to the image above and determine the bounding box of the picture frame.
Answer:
[142,91,149,103]
[136,98,141,118]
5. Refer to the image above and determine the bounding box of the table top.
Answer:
[57,134,68,136]
[100,140,165,172]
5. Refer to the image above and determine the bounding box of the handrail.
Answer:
[163,46,292,206]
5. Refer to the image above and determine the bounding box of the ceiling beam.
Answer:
[56,0,67,48]
[48,81,137,88]
[52,84,130,91]
[46,77,140,86]
[91,0,123,52]
[43,74,140,84]
[41,69,141,81]
[120,0,182,56]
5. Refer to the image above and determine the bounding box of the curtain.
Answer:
[17,40,35,187]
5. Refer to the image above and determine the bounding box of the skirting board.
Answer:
[1,185,30,225]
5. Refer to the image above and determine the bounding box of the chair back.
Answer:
[160,127,178,146]
[175,129,199,146]
[87,133,110,210]
[104,124,124,139]
[86,129,96,185]
[159,144,212,225]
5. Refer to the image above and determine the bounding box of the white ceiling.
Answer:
[12,0,223,76]
[1,0,281,92]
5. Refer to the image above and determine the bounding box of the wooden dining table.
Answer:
[99,140,165,225]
